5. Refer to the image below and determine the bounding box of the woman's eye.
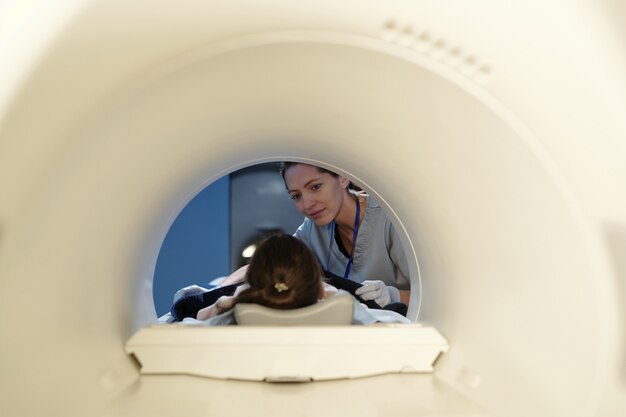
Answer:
[311,183,322,191]
[290,194,301,201]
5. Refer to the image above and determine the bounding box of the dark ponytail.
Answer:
[235,234,322,310]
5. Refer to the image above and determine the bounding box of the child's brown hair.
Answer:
[236,233,323,309]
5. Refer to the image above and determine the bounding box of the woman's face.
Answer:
[283,164,349,226]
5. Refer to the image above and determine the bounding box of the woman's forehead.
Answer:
[284,164,334,188]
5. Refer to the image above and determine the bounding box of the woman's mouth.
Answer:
[308,208,325,219]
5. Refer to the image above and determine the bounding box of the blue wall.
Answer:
[153,176,230,316]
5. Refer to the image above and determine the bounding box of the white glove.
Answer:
[354,280,400,307]
[173,284,210,303]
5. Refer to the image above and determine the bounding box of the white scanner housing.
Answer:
[1,1,625,417]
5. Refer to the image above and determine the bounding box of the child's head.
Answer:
[236,233,323,309]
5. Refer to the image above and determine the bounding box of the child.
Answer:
[196,233,323,320]
[164,234,410,325]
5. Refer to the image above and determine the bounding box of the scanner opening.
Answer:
[152,159,423,321]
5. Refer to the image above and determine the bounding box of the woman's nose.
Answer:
[302,193,315,209]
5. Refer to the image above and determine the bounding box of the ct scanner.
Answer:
[1,1,625,416]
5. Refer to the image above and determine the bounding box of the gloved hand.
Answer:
[354,280,400,307]
[173,284,210,303]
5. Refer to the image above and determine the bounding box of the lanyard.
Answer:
[327,198,361,278]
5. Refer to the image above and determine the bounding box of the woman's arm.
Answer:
[399,289,411,305]
[195,283,250,320]
[219,264,248,286]
[196,295,236,320]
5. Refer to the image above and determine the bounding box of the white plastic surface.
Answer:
[1,1,625,417]
[101,373,491,417]
[126,324,448,381]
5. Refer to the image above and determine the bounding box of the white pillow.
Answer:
[234,293,353,326]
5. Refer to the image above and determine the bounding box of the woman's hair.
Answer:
[279,162,362,191]
[235,233,323,309]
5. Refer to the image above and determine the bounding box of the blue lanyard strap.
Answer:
[327,198,361,278]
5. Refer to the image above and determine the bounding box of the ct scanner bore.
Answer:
[1,2,625,417]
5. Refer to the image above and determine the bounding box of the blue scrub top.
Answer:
[293,195,410,290]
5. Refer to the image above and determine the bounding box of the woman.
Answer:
[280,162,411,307]
[216,162,411,308]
